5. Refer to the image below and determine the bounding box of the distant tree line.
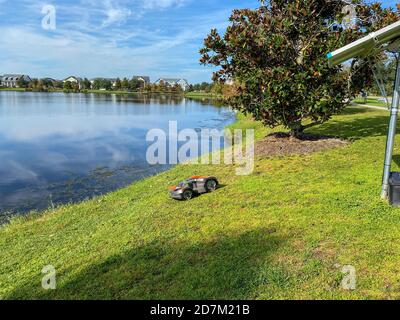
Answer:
[16,78,64,91]
[90,78,145,91]
[11,77,231,96]
[142,80,183,94]
[14,77,151,93]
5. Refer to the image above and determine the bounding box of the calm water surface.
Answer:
[0,92,234,219]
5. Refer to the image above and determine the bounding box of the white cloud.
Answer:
[77,0,189,27]
[102,7,132,26]
[0,112,152,141]
[141,0,187,10]
[100,0,133,27]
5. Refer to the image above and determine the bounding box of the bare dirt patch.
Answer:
[255,132,349,158]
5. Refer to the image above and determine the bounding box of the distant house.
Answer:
[63,76,83,89]
[1,74,31,88]
[155,78,189,91]
[132,76,150,86]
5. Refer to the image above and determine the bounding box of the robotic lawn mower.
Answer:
[169,176,219,201]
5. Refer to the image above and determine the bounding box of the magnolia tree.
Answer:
[200,0,399,137]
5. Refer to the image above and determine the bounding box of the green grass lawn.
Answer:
[0,88,26,92]
[2,106,400,300]
[184,91,221,99]
[353,97,389,108]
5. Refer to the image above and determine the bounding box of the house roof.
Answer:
[63,76,83,82]
[132,76,150,83]
[43,78,58,82]
[156,78,188,84]
[1,74,30,81]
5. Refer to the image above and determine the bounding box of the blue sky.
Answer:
[0,0,396,83]
[0,0,259,83]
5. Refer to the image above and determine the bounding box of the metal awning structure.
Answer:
[328,20,400,200]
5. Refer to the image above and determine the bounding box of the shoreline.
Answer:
[0,88,219,99]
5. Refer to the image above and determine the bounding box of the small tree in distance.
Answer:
[63,81,72,91]
[129,78,141,91]
[200,0,399,137]
[115,78,122,90]
[122,78,130,90]
[17,78,28,88]
[82,78,92,90]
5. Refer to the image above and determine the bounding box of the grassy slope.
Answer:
[2,106,400,300]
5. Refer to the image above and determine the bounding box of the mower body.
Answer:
[169,176,219,200]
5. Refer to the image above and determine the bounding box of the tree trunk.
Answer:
[289,122,304,139]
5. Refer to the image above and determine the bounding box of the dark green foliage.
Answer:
[129,78,142,91]
[16,78,28,88]
[200,0,399,136]
[115,78,122,90]
[92,78,112,90]
[82,78,92,90]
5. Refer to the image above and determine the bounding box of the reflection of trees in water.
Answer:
[147,94,185,105]
[186,97,225,107]
[89,92,225,108]
[88,93,186,105]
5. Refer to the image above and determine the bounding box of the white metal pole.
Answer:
[381,55,400,199]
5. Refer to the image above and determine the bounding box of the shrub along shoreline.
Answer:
[2,106,400,299]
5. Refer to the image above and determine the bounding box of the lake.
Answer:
[0,91,235,220]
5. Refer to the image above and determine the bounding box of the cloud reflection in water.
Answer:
[0,92,234,217]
